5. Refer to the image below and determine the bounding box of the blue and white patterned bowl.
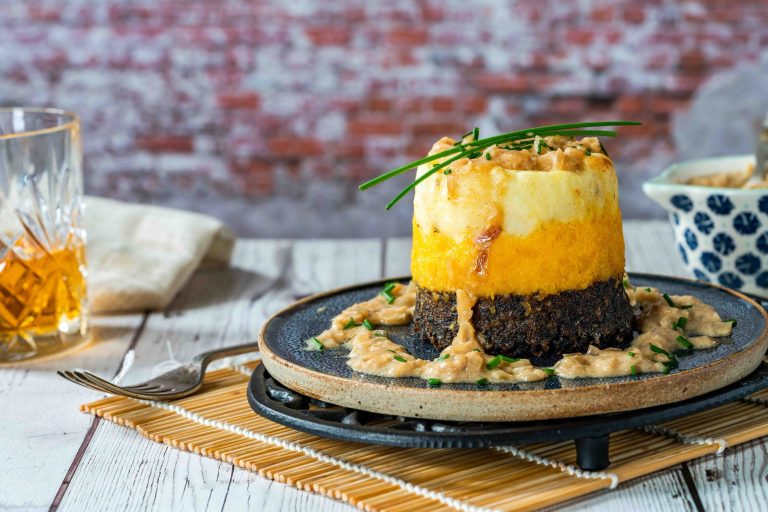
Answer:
[643,155,767,297]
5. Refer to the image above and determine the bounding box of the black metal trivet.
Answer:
[247,364,768,471]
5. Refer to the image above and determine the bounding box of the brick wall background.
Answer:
[1,0,767,237]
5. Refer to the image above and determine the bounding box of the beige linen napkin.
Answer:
[85,197,234,313]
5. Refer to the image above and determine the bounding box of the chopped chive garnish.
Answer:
[486,355,502,370]
[649,343,671,357]
[674,317,687,330]
[663,293,675,307]
[676,335,693,349]
[645,287,652,292]
[630,365,637,376]
[475,377,489,386]
[584,148,591,156]
[628,351,635,357]
[542,368,556,376]
[393,354,407,363]
[499,355,520,363]
[438,353,450,361]
[383,282,397,293]
[427,378,442,387]
[662,364,671,374]
[472,127,479,141]
[380,290,395,304]
[485,152,491,160]
[724,319,737,326]
[343,318,358,330]
[681,304,694,309]
[473,348,482,352]
[444,169,452,175]
[622,278,631,289]
[358,121,641,209]
[362,319,374,330]
[311,337,324,351]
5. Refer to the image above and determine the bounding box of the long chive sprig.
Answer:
[359,120,640,209]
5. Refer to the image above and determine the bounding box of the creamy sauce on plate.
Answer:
[309,280,734,385]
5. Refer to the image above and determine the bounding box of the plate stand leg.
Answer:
[575,434,610,470]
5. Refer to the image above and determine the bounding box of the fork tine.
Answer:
[125,383,167,391]
[58,370,111,394]
[75,370,173,399]
[71,370,171,400]
[57,370,84,387]
[74,370,133,396]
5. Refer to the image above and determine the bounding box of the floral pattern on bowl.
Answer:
[643,155,768,297]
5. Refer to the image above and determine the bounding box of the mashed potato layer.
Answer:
[411,138,625,296]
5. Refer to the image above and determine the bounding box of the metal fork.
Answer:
[57,342,258,400]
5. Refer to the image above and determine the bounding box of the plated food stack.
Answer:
[411,135,634,364]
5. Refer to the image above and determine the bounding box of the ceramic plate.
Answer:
[259,273,768,421]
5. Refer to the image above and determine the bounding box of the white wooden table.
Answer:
[2,220,767,512]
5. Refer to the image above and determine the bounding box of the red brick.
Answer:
[135,135,194,153]
[616,95,647,114]
[591,6,614,22]
[430,96,456,112]
[623,6,646,24]
[337,141,366,159]
[650,96,689,115]
[378,49,418,68]
[267,137,324,158]
[461,96,488,114]
[412,121,467,137]
[218,92,260,109]
[472,74,530,93]
[347,118,403,136]
[549,97,587,115]
[28,6,61,22]
[231,160,272,176]
[305,26,350,46]
[678,49,708,70]
[604,29,623,44]
[420,5,445,22]
[566,30,594,46]
[386,27,428,46]
[367,97,394,112]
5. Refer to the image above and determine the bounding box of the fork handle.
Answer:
[192,342,259,367]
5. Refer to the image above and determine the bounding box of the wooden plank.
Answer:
[222,468,355,512]
[688,437,768,511]
[548,470,698,512]
[0,313,144,511]
[291,239,383,295]
[57,239,382,511]
[624,220,686,276]
[383,237,411,277]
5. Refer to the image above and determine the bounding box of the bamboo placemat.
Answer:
[81,361,768,512]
